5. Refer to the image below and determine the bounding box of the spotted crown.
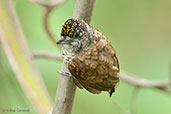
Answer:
[61,18,80,37]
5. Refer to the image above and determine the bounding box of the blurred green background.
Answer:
[0,0,171,114]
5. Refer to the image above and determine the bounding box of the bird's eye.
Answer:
[75,33,79,38]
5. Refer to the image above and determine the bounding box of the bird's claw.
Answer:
[58,71,72,77]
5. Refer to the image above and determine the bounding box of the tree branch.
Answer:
[32,51,62,61]
[43,7,57,43]
[29,0,66,8]
[30,0,68,43]
[119,72,171,88]
[52,0,96,114]
[32,52,171,91]
[130,86,139,114]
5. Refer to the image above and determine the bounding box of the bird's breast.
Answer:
[62,44,76,63]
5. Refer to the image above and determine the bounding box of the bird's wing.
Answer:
[68,29,119,94]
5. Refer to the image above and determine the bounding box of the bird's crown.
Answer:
[61,18,79,37]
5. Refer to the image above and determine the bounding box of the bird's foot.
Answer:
[58,71,72,77]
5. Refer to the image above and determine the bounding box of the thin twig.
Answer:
[29,0,66,8]
[119,72,171,88]
[32,51,62,61]
[111,101,130,114]
[43,7,57,43]
[30,0,68,43]
[130,86,139,114]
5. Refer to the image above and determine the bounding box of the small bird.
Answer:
[57,18,120,96]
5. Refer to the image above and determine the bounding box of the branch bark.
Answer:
[119,72,171,88]
[30,0,66,8]
[32,51,62,61]
[52,0,96,114]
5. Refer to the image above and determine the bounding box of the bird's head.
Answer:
[57,18,92,50]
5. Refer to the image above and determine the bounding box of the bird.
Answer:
[57,18,120,97]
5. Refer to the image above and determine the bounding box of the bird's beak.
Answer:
[56,36,66,44]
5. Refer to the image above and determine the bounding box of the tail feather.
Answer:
[109,87,115,97]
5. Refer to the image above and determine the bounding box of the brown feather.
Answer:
[68,28,120,96]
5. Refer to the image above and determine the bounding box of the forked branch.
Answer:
[30,0,68,43]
